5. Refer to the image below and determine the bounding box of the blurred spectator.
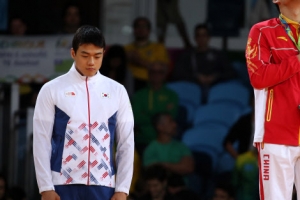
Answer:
[223,96,254,159]
[231,148,259,200]
[100,44,134,97]
[212,183,235,200]
[6,16,40,110]
[167,173,200,200]
[125,17,170,92]
[156,0,191,48]
[0,173,8,200]
[172,23,236,103]
[223,112,254,159]
[137,164,173,200]
[129,176,148,200]
[8,16,27,36]
[18,82,43,110]
[7,186,27,200]
[143,112,194,176]
[132,62,178,156]
[58,2,82,34]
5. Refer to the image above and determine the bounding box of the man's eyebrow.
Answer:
[80,51,103,55]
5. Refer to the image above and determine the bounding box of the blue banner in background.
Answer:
[0,0,8,30]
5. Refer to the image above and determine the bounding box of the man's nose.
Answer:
[88,57,95,65]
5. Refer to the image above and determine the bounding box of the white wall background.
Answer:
[103,0,277,51]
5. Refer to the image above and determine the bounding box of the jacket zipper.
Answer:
[85,77,91,185]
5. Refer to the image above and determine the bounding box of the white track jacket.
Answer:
[33,64,134,194]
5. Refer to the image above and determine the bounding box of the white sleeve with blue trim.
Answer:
[115,86,134,194]
[33,84,55,193]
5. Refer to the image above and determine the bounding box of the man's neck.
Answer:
[152,191,166,200]
[196,46,209,52]
[64,25,78,34]
[281,4,300,23]
[150,83,163,91]
[157,134,172,144]
[134,39,150,46]
[153,197,163,200]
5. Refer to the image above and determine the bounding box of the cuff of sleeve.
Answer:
[115,187,129,195]
[39,186,55,194]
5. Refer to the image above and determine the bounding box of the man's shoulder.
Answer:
[99,75,128,97]
[124,43,134,50]
[101,74,123,87]
[162,86,179,98]
[143,141,160,155]
[42,73,68,88]
[171,140,187,147]
[124,41,166,50]
[147,140,160,148]
[149,42,167,49]
[250,18,280,31]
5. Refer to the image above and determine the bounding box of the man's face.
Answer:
[134,20,150,41]
[158,115,177,136]
[148,62,167,85]
[10,19,27,36]
[71,44,104,77]
[195,28,210,49]
[65,6,81,27]
[273,0,299,5]
[147,179,166,199]
[213,188,232,200]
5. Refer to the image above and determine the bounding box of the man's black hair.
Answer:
[275,4,280,13]
[167,173,185,187]
[72,25,106,53]
[144,164,168,182]
[194,23,210,37]
[133,17,151,30]
[62,1,81,18]
[9,16,27,25]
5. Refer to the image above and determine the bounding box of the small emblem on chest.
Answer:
[65,91,76,96]
[102,93,110,98]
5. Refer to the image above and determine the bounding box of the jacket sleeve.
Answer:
[246,25,300,89]
[33,84,55,193]
[115,86,134,194]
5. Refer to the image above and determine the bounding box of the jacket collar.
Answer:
[69,62,103,83]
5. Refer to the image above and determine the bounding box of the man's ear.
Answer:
[70,48,76,59]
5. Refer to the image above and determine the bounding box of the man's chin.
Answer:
[83,72,97,77]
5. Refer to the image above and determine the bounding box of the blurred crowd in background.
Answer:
[1,0,294,200]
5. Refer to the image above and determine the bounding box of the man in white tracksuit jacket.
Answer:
[33,25,134,200]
